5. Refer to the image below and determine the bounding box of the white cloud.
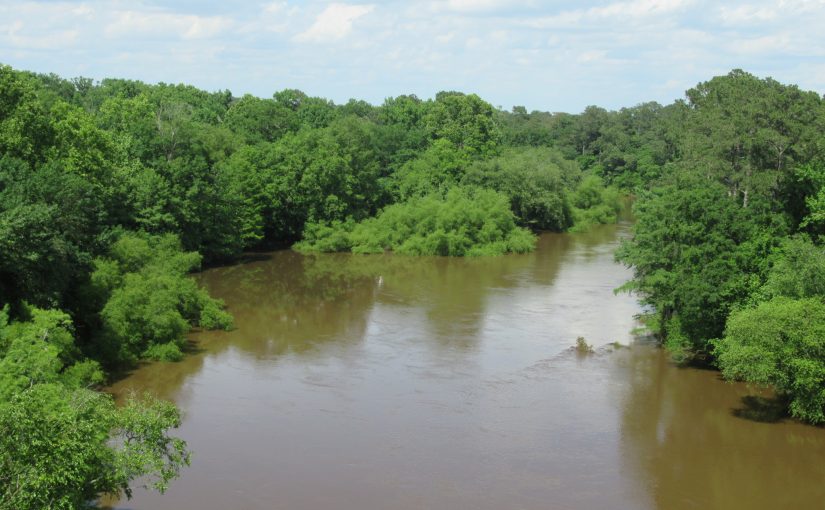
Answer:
[1,0,824,112]
[6,19,79,50]
[435,32,455,43]
[717,4,778,24]
[578,50,606,63]
[0,2,90,49]
[105,10,232,40]
[596,0,692,18]
[729,34,791,54]
[442,0,512,12]
[526,0,693,28]
[294,3,374,43]
[465,36,483,49]
[264,2,288,15]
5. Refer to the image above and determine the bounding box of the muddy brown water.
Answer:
[108,223,825,510]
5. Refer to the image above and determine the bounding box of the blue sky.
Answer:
[1,0,824,112]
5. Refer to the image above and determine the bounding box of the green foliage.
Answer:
[681,70,822,208]
[88,233,232,365]
[0,385,189,509]
[143,342,185,362]
[224,94,297,144]
[424,92,501,157]
[495,107,562,147]
[462,147,576,231]
[569,175,622,231]
[611,70,825,423]
[297,187,536,256]
[392,139,469,199]
[616,176,783,356]
[715,297,825,424]
[0,305,103,401]
[0,308,189,508]
[760,236,825,300]
[218,115,388,246]
[0,93,123,311]
[795,163,825,235]
[575,336,594,354]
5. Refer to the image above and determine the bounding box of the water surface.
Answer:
[110,223,825,510]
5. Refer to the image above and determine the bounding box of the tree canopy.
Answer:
[2,62,825,508]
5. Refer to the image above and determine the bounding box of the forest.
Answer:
[0,64,824,508]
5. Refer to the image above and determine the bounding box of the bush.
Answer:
[296,186,536,256]
[569,175,622,231]
[88,232,233,365]
[462,147,576,231]
[715,297,825,424]
[143,342,185,362]
[575,336,594,354]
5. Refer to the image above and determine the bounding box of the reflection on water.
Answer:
[108,223,825,510]
[614,345,825,510]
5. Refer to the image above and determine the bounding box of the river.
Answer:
[108,221,825,510]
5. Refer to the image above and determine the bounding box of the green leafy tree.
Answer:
[681,69,821,208]
[87,233,232,365]
[0,306,103,401]
[462,147,576,230]
[616,176,782,358]
[715,297,825,424]
[392,139,469,199]
[424,92,501,157]
[224,94,297,144]
[0,385,189,509]
[760,236,825,300]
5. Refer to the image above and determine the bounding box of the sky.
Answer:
[1,0,824,113]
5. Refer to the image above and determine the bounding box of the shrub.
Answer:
[575,336,594,354]
[715,297,825,424]
[296,186,536,256]
[88,232,233,365]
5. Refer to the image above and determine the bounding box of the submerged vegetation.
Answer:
[575,336,595,355]
[0,61,824,507]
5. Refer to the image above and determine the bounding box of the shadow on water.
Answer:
[616,345,825,510]
[732,395,789,424]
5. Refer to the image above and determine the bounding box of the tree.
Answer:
[0,306,190,509]
[616,175,782,358]
[462,147,575,231]
[224,94,297,144]
[424,92,501,157]
[86,233,233,365]
[0,305,103,401]
[0,385,189,509]
[760,236,825,300]
[682,69,821,208]
[715,297,825,424]
[392,139,469,199]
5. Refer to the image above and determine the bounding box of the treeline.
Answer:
[3,62,824,507]
[0,62,624,507]
[611,70,825,425]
